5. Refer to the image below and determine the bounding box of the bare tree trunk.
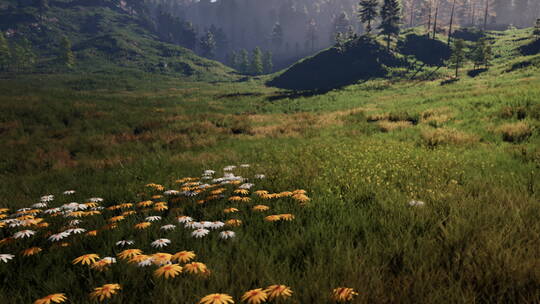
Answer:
[448,0,456,46]
[483,0,489,31]
[433,0,439,39]
[427,0,432,35]
[471,1,476,27]
[409,0,415,27]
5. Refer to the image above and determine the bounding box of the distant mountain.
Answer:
[0,0,234,80]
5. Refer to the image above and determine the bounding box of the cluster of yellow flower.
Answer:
[0,168,349,303]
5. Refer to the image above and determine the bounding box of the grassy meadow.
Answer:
[0,28,540,303]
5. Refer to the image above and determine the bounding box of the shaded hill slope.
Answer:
[0,0,234,80]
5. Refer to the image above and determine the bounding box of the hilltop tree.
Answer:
[35,0,49,24]
[534,19,540,39]
[331,12,351,43]
[250,47,263,75]
[239,49,249,74]
[262,50,273,74]
[59,35,75,68]
[179,22,198,50]
[379,0,401,50]
[271,23,284,53]
[199,30,216,58]
[471,38,492,69]
[306,18,318,52]
[358,0,379,34]
[0,32,9,71]
[449,38,465,77]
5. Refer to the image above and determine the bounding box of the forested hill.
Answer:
[0,0,234,79]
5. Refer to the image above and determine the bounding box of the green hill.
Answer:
[0,0,234,80]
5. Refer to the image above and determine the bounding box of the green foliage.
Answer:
[378,0,401,49]
[59,35,75,69]
[0,32,9,71]
[262,50,273,74]
[199,30,216,59]
[249,47,263,75]
[448,38,466,77]
[358,0,379,34]
[239,49,249,74]
[471,38,492,69]
[534,19,540,38]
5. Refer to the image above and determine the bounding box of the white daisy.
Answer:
[13,230,36,239]
[8,221,23,228]
[66,228,86,235]
[164,190,180,196]
[184,191,198,197]
[160,224,176,231]
[191,228,210,238]
[239,183,254,189]
[63,190,76,195]
[116,240,135,247]
[240,164,250,168]
[31,202,47,208]
[184,221,198,229]
[40,195,54,202]
[145,216,162,222]
[177,216,193,224]
[210,221,225,230]
[101,257,117,264]
[17,208,31,212]
[224,165,236,171]
[0,254,15,263]
[88,197,104,203]
[68,220,82,226]
[44,208,61,214]
[254,174,266,179]
[137,258,153,267]
[203,170,216,175]
[201,221,214,228]
[48,232,69,242]
[151,238,171,248]
[219,231,236,239]
[408,200,426,207]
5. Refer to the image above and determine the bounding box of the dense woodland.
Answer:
[145,0,540,69]
[1,0,540,73]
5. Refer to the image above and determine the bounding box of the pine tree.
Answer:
[262,50,273,74]
[449,38,465,77]
[331,12,351,43]
[250,47,263,75]
[239,49,249,74]
[59,35,75,68]
[199,30,216,58]
[471,38,486,69]
[0,32,10,71]
[379,0,401,50]
[358,0,379,34]
[534,19,540,38]
[306,18,318,52]
[271,23,284,53]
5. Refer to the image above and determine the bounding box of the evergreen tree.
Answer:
[449,38,465,77]
[358,0,379,34]
[199,30,216,58]
[11,39,36,72]
[271,23,284,53]
[262,50,273,74]
[306,18,318,52]
[0,32,10,71]
[35,0,49,24]
[179,21,198,50]
[249,47,263,75]
[239,49,249,74]
[534,19,540,38]
[331,12,351,43]
[335,32,347,53]
[379,0,401,50]
[228,51,240,69]
[59,35,75,68]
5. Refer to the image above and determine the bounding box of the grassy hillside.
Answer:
[0,28,539,303]
[0,0,234,80]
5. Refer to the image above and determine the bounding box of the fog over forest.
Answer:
[145,0,540,69]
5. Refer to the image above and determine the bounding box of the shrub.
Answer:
[421,127,478,147]
[377,120,412,132]
[498,122,533,143]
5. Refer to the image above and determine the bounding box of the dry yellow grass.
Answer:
[421,127,479,147]
[420,107,454,127]
[377,120,413,132]
[498,122,533,142]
